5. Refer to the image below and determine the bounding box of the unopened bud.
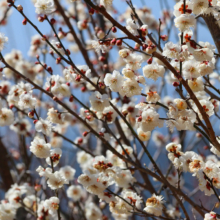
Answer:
[83,131,89,137]
[56,57,61,64]
[89,8,95,15]
[28,111,34,118]
[17,5,23,12]
[173,82,179,87]
[160,35,168,41]
[147,57,153,64]
[69,95,74,102]
[111,38,116,45]
[22,18,27,25]
[77,138,83,144]
[33,120,38,124]
[116,39,122,46]
[111,26,117,33]
[99,56,106,62]
[34,184,41,192]
[50,18,56,25]
[47,66,53,74]
[38,16,44,22]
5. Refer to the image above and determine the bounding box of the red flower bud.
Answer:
[50,18,56,25]
[22,18,27,25]
[147,57,153,64]
[173,82,179,87]
[111,26,117,33]
[89,8,95,15]
[116,39,122,46]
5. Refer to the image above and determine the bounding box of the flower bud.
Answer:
[17,5,23,12]
[69,95,74,102]
[89,8,95,15]
[111,26,117,33]
[50,18,56,25]
[22,18,27,25]
[38,16,44,22]
[160,34,168,41]
[116,39,122,46]
[173,82,179,87]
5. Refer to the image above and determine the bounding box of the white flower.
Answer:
[90,91,109,112]
[36,166,52,177]
[34,0,56,15]
[18,93,37,110]
[47,171,68,190]
[175,109,197,131]
[78,173,97,187]
[192,0,209,15]
[50,39,65,55]
[138,108,163,132]
[0,108,14,126]
[197,170,214,196]
[146,91,160,103]
[0,203,16,220]
[10,118,31,135]
[210,137,220,157]
[47,108,64,124]
[67,185,83,201]
[174,14,196,32]
[143,63,165,81]
[114,169,135,188]
[119,79,142,97]
[144,194,164,216]
[126,18,139,35]
[162,42,181,59]
[100,0,113,9]
[122,68,135,78]
[188,77,204,92]
[125,53,143,70]
[121,190,142,209]
[46,148,62,167]
[119,48,131,59]
[60,166,76,181]
[104,70,124,92]
[192,48,213,62]
[204,211,220,220]
[182,60,200,79]
[0,32,8,51]
[96,106,117,123]
[173,0,192,17]
[137,128,151,141]
[35,118,52,136]
[85,203,102,220]
[44,197,59,215]
[193,99,214,119]
[173,98,187,110]
[30,136,51,158]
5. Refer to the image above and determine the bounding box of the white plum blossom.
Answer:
[90,91,109,112]
[0,108,14,126]
[30,136,51,158]
[143,63,165,81]
[34,0,56,15]
[35,118,52,136]
[67,185,83,201]
[174,14,196,32]
[104,70,124,92]
[144,194,164,216]
[0,32,8,51]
